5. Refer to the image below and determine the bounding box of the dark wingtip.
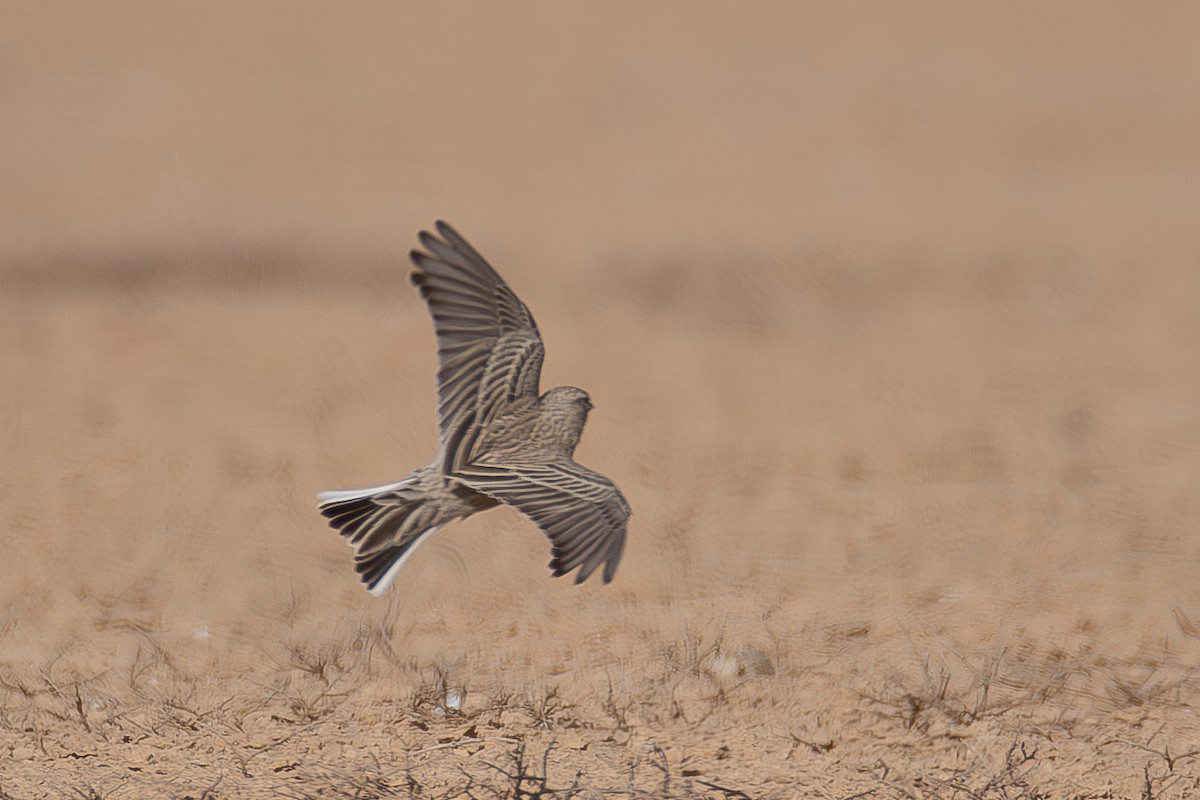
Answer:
[409,267,426,287]
[549,555,617,586]
[417,230,441,251]
[602,537,625,584]
[410,250,441,284]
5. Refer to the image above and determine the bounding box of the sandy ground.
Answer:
[2,3,1200,798]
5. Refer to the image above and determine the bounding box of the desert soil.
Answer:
[2,3,1199,798]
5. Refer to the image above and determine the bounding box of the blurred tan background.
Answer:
[5,2,1199,277]
[2,3,1199,797]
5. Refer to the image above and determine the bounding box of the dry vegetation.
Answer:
[3,3,1200,798]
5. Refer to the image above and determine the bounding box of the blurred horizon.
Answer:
[3,2,1199,288]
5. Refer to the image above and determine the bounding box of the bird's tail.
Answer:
[317,478,443,596]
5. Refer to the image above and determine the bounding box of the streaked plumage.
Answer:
[317,222,630,595]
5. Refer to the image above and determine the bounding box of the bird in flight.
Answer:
[317,222,630,595]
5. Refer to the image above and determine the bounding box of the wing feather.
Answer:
[409,222,545,469]
[455,461,630,584]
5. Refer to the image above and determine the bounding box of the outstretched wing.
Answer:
[409,222,545,468]
[455,460,630,584]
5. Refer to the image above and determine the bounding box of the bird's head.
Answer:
[543,385,592,413]
[540,386,593,452]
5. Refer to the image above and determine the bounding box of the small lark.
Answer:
[318,222,630,595]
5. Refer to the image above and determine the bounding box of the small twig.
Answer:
[648,744,670,798]
[696,778,754,800]
[838,789,878,800]
[73,685,91,733]
[410,736,521,757]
